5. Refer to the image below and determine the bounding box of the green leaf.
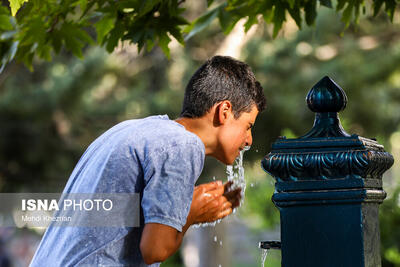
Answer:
[95,16,115,44]
[171,15,189,26]
[353,1,361,24]
[287,0,295,9]
[218,5,240,34]
[305,0,317,26]
[38,44,51,61]
[130,30,144,44]
[60,23,90,58]
[319,0,333,8]
[272,4,285,38]
[263,9,274,23]
[63,34,83,58]
[105,21,124,53]
[138,0,161,16]
[51,30,62,53]
[14,43,34,70]
[8,40,18,61]
[79,1,96,20]
[146,38,155,52]
[158,31,171,58]
[342,2,353,27]
[169,26,184,45]
[0,15,13,30]
[207,0,214,7]
[25,52,34,71]
[0,40,19,73]
[19,17,45,46]
[0,5,10,14]
[8,0,29,16]
[373,0,384,16]
[336,0,347,11]
[143,28,155,52]
[288,7,302,29]
[63,22,93,45]
[124,25,146,52]
[75,27,93,44]
[244,15,258,32]
[184,4,222,40]
[78,0,87,13]
[384,0,396,22]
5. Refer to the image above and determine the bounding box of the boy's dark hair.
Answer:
[180,55,266,118]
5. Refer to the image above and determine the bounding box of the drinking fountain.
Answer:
[260,76,394,267]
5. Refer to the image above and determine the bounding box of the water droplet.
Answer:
[219,240,222,246]
[250,183,254,187]
[218,265,222,267]
[256,149,259,153]
[212,176,216,180]
[214,236,217,242]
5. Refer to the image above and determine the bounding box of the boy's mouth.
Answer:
[239,146,250,153]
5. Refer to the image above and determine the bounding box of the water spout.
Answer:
[259,241,281,267]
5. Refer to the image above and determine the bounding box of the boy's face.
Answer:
[215,105,259,165]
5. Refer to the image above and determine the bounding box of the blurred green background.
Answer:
[0,2,400,267]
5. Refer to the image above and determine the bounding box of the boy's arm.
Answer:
[140,181,241,265]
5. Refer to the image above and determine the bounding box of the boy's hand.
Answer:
[187,180,242,225]
[223,181,242,209]
[140,181,242,264]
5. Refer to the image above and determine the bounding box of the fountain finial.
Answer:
[301,76,350,138]
[306,76,347,113]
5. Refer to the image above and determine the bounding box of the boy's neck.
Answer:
[175,116,217,156]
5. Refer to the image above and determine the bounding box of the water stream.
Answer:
[261,249,268,267]
[193,146,250,227]
[226,146,250,210]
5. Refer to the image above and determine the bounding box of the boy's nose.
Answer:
[245,132,253,147]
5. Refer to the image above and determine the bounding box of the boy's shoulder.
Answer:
[133,114,198,140]
[109,115,205,154]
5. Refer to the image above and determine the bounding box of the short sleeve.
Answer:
[142,142,204,232]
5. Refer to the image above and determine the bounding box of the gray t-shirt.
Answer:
[30,115,205,267]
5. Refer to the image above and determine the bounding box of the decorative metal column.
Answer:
[261,76,394,267]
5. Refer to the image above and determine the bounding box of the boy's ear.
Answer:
[216,100,232,125]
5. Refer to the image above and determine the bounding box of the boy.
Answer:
[30,55,266,266]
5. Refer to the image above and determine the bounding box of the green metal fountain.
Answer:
[261,76,394,267]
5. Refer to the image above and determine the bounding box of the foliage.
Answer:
[0,0,399,71]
